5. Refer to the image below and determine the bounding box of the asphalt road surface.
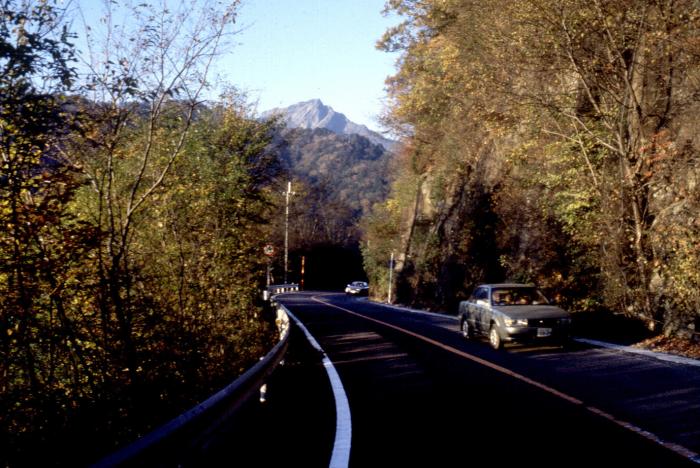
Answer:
[208,291,700,467]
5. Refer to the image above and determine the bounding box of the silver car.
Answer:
[458,284,572,349]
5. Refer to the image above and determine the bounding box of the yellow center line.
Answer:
[310,295,700,464]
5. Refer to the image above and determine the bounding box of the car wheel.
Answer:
[489,325,503,350]
[460,319,472,340]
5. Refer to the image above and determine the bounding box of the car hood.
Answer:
[493,305,570,319]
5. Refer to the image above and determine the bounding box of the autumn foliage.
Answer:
[365,0,700,341]
[0,1,280,465]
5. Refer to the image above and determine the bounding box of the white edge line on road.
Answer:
[283,305,352,468]
[370,300,700,368]
[315,296,700,465]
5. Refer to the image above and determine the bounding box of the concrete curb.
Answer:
[574,338,700,368]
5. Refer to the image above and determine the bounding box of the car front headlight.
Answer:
[503,317,528,327]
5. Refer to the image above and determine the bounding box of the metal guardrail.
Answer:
[92,302,291,467]
[263,283,299,301]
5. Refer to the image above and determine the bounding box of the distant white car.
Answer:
[345,281,369,296]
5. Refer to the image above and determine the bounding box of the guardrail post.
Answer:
[259,384,268,403]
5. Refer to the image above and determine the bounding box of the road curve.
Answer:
[286,307,352,468]
[278,292,700,467]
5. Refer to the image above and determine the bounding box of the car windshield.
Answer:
[491,288,548,306]
[352,282,367,287]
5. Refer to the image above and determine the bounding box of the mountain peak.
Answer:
[262,99,396,151]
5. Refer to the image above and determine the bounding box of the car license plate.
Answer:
[537,328,552,337]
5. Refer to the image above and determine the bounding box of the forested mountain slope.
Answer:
[266,127,392,289]
[279,127,390,218]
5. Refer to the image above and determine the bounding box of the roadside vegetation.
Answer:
[0,1,281,465]
[364,0,700,345]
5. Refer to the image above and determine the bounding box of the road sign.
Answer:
[263,244,275,257]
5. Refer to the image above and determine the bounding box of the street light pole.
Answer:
[388,251,394,304]
[284,181,292,284]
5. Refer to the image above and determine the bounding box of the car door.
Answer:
[469,287,490,334]
[464,291,478,329]
[482,287,497,329]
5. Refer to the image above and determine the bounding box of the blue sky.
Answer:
[70,1,398,131]
[218,0,399,131]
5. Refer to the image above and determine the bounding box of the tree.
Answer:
[65,0,240,391]
[371,0,700,338]
[0,0,104,462]
[1,1,284,464]
[504,0,700,330]
[130,94,281,405]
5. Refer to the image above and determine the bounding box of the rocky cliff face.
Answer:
[262,99,396,151]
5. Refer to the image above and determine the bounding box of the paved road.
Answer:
[197,321,336,467]
[270,292,700,467]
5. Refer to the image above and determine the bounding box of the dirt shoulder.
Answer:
[573,310,700,361]
[633,335,700,360]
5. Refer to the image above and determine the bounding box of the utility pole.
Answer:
[388,251,394,304]
[284,181,293,284]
